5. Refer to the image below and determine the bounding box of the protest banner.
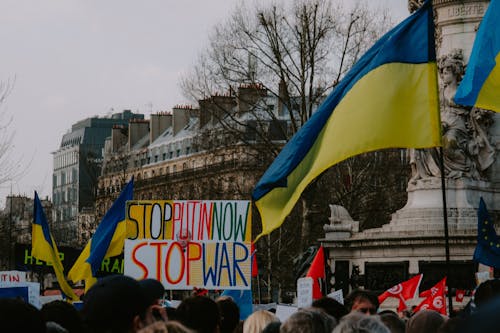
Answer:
[124,200,252,290]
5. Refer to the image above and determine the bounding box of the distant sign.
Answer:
[0,270,26,283]
[327,289,344,305]
[124,200,252,290]
[297,277,313,308]
[275,304,298,322]
[0,282,41,309]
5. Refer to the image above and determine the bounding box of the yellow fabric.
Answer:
[32,224,79,301]
[67,221,127,291]
[476,53,500,112]
[256,62,440,239]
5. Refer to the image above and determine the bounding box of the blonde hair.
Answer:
[243,310,279,333]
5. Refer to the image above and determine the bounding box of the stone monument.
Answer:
[322,0,499,297]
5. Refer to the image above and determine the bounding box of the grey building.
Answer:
[52,110,143,244]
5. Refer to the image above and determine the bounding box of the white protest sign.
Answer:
[0,281,41,309]
[297,277,313,308]
[275,304,298,322]
[327,289,344,305]
[124,200,252,290]
[0,270,26,283]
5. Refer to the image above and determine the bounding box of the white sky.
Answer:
[0,0,409,207]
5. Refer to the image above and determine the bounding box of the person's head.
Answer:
[280,308,336,333]
[312,296,348,321]
[244,310,279,333]
[406,310,445,333]
[41,300,84,333]
[81,275,152,333]
[474,278,500,308]
[175,295,220,333]
[379,311,405,333]
[136,321,196,333]
[437,316,465,333]
[344,289,379,315]
[139,279,165,306]
[216,296,240,333]
[262,321,281,333]
[0,298,46,333]
[333,312,390,333]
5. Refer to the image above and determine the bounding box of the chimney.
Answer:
[198,94,236,129]
[150,112,172,143]
[172,105,198,135]
[128,119,149,148]
[111,125,127,153]
[237,83,267,115]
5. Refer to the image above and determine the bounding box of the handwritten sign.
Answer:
[124,200,252,289]
[297,277,313,308]
[126,200,251,242]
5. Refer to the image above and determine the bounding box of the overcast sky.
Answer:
[0,0,409,207]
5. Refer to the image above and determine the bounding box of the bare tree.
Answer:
[0,78,24,188]
[180,0,397,301]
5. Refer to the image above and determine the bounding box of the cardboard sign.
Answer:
[124,200,252,290]
[124,239,251,289]
[126,200,252,242]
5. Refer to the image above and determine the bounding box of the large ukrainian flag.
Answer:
[454,0,500,112]
[68,178,133,291]
[252,0,441,239]
[32,192,78,301]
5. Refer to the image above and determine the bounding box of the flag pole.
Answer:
[427,0,453,316]
[438,148,453,316]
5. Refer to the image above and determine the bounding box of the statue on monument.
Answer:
[409,49,495,183]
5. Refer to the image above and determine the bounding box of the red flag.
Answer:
[455,289,465,302]
[378,274,423,304]
[414,277,447,315]
[306,246,326,300]
[397,294,407,312]
[251,242,258,278]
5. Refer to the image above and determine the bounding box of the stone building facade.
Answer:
[96,85,290,227]
[52,110,144,245]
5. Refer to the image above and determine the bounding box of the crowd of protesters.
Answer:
[1,275,500,333]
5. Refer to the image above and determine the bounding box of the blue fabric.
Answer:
[454,0,500,107]
[473,197,500,268]
[33,192,54,247]
[252,0,435,201]
[87,178,133,275]
[221,289,253,320]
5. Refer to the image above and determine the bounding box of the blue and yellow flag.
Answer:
[32,192,78,301]
[455,0,500,111]
[252,1,440,239]
[68,178,133,291]
[473,197,500,268]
